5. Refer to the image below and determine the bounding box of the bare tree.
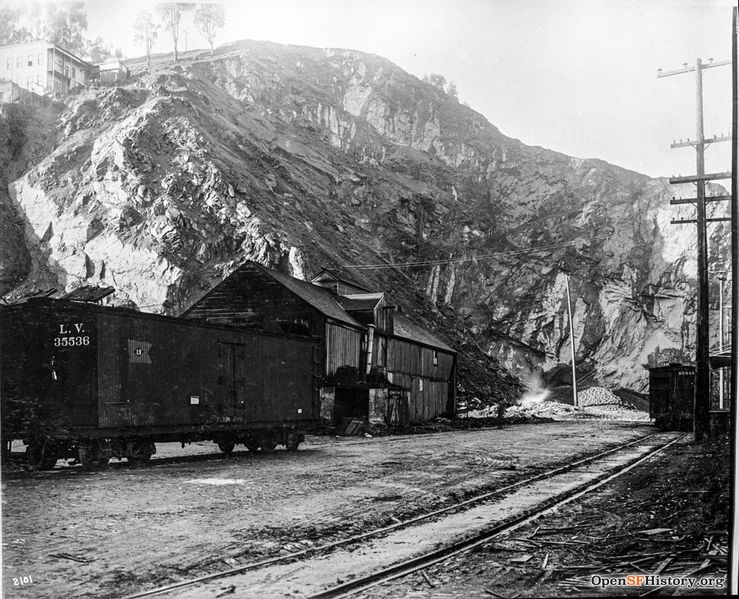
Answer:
[194,4,225,58]
[134,11,159,71]
[155,3,192,62]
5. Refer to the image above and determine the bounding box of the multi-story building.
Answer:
[0,40,90,96]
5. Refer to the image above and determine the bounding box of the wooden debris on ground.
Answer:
[421,570,435,588]
[48,552,92,563]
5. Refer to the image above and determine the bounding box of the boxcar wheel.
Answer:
[78,441,110,471]
[26,440,57,471]
[217,441,235,454]
[127,441,155,465]
[244,434,260,452]
[285,432,301,452]
[260,433,278,452]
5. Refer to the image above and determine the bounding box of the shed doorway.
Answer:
[333,387,369,424]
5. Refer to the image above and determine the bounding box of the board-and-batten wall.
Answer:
[326,321,362,377]
[373,333,455,421]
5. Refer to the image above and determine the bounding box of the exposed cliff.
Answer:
[0,40,729,397]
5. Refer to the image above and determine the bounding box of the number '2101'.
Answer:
[54,336,89,347]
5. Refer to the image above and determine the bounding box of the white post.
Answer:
[565,274,578,407]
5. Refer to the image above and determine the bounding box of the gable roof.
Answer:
[310,268,371,293]
[393,313,455,353]
[182,261,362,328]
[335,292,385,312]
[261,264,362,328]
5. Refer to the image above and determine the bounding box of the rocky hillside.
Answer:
[0,40,730,397]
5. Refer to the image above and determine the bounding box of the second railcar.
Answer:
[1,298,320,469]
[648,364,694,431]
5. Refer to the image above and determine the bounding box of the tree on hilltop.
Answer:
[85,36,123,63]
[194,4,225,58]
[422,73,446,91]
[422,73,460,102]
[134,11,160,71]
[32,2,89,56]
[156,3,192,62]
[0,5,31,45]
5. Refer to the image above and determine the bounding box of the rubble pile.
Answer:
[492,385,650,422]
[577,386,622,407]
[504,400,579,421]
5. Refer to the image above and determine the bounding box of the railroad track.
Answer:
[126,431,682,599]
[311,432,686,599]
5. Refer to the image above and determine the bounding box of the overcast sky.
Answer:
[85,0,735,180]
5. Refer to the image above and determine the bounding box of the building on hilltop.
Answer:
[93,60,130,85]
[0,40,90,96]
[0,41,130,101]
[180,261,457,428]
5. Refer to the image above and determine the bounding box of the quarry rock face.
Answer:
[0,40,729,397]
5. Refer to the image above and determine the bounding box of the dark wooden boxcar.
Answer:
[1,298,320,469]
[648,364,695,431]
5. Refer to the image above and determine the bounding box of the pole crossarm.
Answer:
[669,171,732,183]
[671,217,732,224]
[670,194,732,204]
[671,135,733,148]
[657,58,731,78]
[656,55,731,442]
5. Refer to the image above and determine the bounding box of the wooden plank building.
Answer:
[181,262,457,426]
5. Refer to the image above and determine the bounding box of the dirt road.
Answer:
[2,422,651,598]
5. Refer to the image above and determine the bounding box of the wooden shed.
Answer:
[180,261,364,378]
[374,314,456,422]
[181,261,457,427]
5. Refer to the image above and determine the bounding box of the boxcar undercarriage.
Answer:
[12,425,306,471]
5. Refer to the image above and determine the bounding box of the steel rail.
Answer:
[126,431,666,599]
[310,433,686,599]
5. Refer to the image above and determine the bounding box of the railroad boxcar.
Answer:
[0,298,320,470]
[647,364,694,431]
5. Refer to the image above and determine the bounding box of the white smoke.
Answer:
[519,371,551,405]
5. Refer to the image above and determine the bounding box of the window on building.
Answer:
[6,58,12,70]
[27,55,33,67]
[71,67,76,79]
[432,350,438,366]
[16,56,21,68]
[37,54,43,66]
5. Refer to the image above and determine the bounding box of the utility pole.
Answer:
[564,274,578,407]
[719,273,726,409]
[729,6,738,596]
[659,57,732,442]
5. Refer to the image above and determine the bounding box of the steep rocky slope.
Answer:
[0,40,729,397]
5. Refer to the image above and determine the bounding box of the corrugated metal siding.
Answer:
[326,322,361,376]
